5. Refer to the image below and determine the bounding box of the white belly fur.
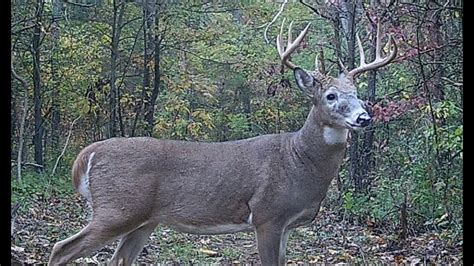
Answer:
[167,223,254,235]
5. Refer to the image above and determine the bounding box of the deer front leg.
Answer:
[280,228,292,264]
[255,222,290,266]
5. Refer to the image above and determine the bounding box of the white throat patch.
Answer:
[323,127,348,145]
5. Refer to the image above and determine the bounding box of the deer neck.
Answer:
[292,105,348,164]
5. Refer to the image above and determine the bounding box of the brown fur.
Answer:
[71,150,88,192]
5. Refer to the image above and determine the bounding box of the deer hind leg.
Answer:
[48,220,126,265]
[109,222,158,266]
[255,222,289,266]
[48,212,147,266]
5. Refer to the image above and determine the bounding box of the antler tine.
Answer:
[315,55,319,71]
[356,33,365,66]
[347,22,397,79]
[276,19,311,70]
[277,23,284,62]
[277,18,285,58]
[375,21,382,60]
[339,58,349,75]
[287,20,293,49]
[315,50,327,74]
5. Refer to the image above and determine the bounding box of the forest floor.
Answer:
[11,191,462,265]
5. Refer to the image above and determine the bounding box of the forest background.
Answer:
[11,0,463,264]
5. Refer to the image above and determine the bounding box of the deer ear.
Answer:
[294,68,316,98]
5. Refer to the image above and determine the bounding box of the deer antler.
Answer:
[277,18,311,70]
[347,22,397,80]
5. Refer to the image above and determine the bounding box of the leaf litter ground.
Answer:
[11,192,462,264]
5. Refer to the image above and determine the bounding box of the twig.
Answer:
[11,24,36,35]
[62,0,95,8]
[354,242,366,264]
[441,77,463,87]
[11,59,28,89]
[51,116,81,177]
[261,0,288,44]
[181,7,239,14]
[298,0,333,20]
[11,203,20,236]
[23,162,44,169]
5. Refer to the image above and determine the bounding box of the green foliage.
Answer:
[227,113,252,140]
[12,170,74,210]
[11,0,462,255]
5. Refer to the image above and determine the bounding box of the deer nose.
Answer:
[356,113,372,127]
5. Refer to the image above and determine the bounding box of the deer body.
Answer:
[49,107,346,265]
[79,111,344,231]
[49,20,396,265]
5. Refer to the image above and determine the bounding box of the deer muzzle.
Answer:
[356,112,372,127]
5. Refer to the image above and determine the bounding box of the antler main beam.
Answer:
[277,18,311,70]
[347,22,397,79]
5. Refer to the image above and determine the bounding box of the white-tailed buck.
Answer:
[49,20,396,265]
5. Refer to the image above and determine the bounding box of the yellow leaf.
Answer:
[328,249,338,255]
[11,245,25,253]
[198,248,218,256]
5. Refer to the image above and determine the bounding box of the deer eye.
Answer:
[326,94,336,101]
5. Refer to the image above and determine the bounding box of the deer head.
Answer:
[277,19,397,130]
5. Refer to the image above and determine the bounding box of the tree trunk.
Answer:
[427,0,445,101]
[144,2,160,136]
[359,23,378,191]
[341,0,358,70]
[32,0,44,171]
[50,0,62,152]
[341,0,363,191]
[132,0,150,137]
[108,0,125,138]
[12,58,30,182]
[330,9,343,73]
[133,0,156,137]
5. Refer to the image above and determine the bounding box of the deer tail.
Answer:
[72,148,96,201]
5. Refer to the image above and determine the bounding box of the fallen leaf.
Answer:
[409,256,421,264]
[11,245,25,252]
[25,258,38,264]
[198,248,219,257]
[395,255,405,264]
[308,255,320,263]
[328,249,338,255]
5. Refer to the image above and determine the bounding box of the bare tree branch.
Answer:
[11,60,28,90]
[441,77,463,87]
[51,116,81,177]
[23,162,44,169]
[298,0,332,20]
[261,0,288,44]
[62,0,95,8]
[181,7,239,13]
